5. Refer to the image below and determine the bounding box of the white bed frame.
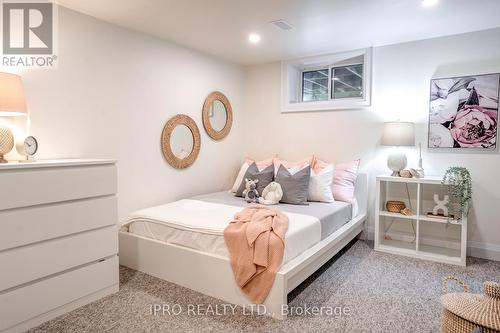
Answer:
[119,173,367,320]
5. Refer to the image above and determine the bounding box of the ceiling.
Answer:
[58,0,500,65]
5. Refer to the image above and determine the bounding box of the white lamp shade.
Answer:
[381,122,415,146]
[0,72,27,116]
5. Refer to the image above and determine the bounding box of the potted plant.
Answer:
[442,167,472,221]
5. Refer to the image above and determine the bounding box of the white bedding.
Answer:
[127,199,321,263]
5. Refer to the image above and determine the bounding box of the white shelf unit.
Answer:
[375,175,467,266]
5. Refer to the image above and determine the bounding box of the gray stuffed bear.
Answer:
[242,178,259,203]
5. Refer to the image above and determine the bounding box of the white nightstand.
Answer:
[375,175,467,266]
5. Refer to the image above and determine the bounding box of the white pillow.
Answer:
[231,162,250,193]
[308,164,335,203]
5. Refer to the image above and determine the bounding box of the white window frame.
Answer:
[281,47,372,113]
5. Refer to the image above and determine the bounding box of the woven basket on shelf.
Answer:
[385,200,406,213]
[441,277,500,333]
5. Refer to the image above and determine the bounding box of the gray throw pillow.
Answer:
[276,165,311,205]
[235,163,274,197]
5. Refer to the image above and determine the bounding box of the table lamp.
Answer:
[0,72,27,163]
[381,121,415,176]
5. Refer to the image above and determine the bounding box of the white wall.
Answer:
[5,7,245,220]
[243,28,500,259]
[3,6,500,259]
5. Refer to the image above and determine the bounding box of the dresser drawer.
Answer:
[0,256,118,332]
[0,226,118,292]
[0,164,117,211]
[0,196,117,251]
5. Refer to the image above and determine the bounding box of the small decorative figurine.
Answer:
[432,194,450,217]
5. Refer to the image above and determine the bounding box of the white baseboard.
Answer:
[467,241,500,262]
[365,227,500,262]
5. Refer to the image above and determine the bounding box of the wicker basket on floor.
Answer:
[441,277,500,333]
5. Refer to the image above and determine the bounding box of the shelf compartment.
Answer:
[417,244,462,265]
[379,238,416,252]
[418,215,461,225]
[379,211,417,220]
[418,244,461,258]
[378,179,418,214]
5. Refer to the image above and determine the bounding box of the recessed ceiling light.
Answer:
[421,0,438,7]
[248,33,261,44]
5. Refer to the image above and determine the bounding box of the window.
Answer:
[300,64,364,102]
[282,48,372,112]
[302,69,329,102]
[331,64,364,99]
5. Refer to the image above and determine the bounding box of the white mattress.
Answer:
[127,199,321,264]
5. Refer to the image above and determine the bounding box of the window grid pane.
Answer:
[302,69,329,102]
[331,64,363,99]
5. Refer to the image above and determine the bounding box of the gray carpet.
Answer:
[29,240,500,333]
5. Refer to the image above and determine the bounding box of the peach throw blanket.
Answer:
[224,205,289,304]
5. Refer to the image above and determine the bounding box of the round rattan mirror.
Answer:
[161,114,201,169]
[202,91,233,141]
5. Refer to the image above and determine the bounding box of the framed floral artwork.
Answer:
[428,73,500,148]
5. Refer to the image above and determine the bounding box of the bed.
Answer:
[119,173,367,320]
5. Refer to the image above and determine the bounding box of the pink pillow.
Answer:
[332,159,360,203]
[245,156,274,171]
[273,156,313,174]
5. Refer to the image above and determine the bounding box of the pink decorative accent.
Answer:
[273,156,313,173]
[312,157,331,173]
[332,159,360,203]
[245,156,275,171]
[450,105,497,148]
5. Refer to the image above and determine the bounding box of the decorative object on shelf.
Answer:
[16,136,38,162]
[400,207,413,216]
[399,169,413,178]
[381,121,415,176]
[426,212,455,220]
[410,142,425,178]
[202,91,233,141]
[441,277,500,333]
[410,167,425,178]
[432,194,450,216]
[386,200,406,213]
[429,73,499,149]
[442,167,472,221]
[0,72,28,163]
[418,142,423,166]
[161,114,201,169]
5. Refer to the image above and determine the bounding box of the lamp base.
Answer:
[387,151,407,177]
[0,125,14,163]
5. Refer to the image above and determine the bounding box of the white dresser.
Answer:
[0,159,119,333]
